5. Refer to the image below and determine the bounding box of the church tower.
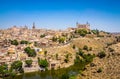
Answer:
[86,21,90,29]
[32,22,35,29]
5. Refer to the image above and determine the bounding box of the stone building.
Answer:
[76,22,90,30]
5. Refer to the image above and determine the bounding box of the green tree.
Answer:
[72,44,76,49]
[56,53,58,60]
[24,47,36,57]
[25,59,33,67]
[97,68,102,73]
[52,36,58,42]
[77,29,88,37]
[40,34,46,38]
[11,39,18,45]
[11,60,23,72]
[64,54,69,63]
[58,37,65,43]
[38,59,49,68]
[20,40,29,44]
[83,45,88,51]
[0,64,9,77]
[97,51,106,58]
[91,29,99,35]
[44,50,47,56]
[61,73,69,79]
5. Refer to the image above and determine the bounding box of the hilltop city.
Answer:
[0,22,120,79]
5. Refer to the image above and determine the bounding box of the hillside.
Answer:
[73,36,120,79]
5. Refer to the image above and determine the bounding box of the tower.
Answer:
[76,22,79,27]
[32,22,35,29]
[86,21,90,29]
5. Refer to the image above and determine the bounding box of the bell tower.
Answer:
[32,22,35,29]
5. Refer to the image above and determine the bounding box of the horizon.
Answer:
[0,0,120,32]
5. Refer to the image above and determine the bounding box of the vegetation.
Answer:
[58,37,66,43]
[52,36,58,42]
[44,50,47,56]
[97,68,102,73]
[11,60,24,73]
[38,59,49,68]
[91,29,99,35]
[72,44,76,49]
[77,48,84,56]
[97,51,106,58]
[108,47,114,52]
[40,34,46,38]
[20,40,29,44]
[89,47,92,51]
[75,49,95,65]
[83,45,88,51]
[64,54,69,63]
[0,64,9,78]
[76,29,88,37]
[25,59,33,67]
[24,47,36,57]
[56,53,58,60]
[11,39,18,45]
[61,73,69,79]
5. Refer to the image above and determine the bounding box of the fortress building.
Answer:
[76,22,90,30]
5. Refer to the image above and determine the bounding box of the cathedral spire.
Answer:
[32,22,35,29]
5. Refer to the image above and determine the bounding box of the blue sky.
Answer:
[0,0,120,32]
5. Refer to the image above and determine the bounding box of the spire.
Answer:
[86,21,90,25]
[76,22,78,25]
[32,22,35,29]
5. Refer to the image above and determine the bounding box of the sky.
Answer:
[0,0,120,32]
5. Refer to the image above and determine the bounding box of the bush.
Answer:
[61,73,69,79]
[25,59,33,67]
[58,37,66,43]
[0,64,9,77]
[11,40,18,46]
[97,51,106,58]
[97,68,102,73]
[38,59,49,68]
[20,40,29,44]
[11,61,23,73]
[91,29,99,35]
[78,48,84,56]
[72,44,76,49]
[83,45,88,51]
[89,47,92,51]
[77,29,88,37]
[24,47,36,57]
[52,36,58,42]
[40,34,46,38]
[108,48,114,52]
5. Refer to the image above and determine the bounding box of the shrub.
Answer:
[89,47,92,51]
[77,29,88,37]
[11,61,23,73]
[97,51,106,58]
[61,73,69,79]
[40,34,46,38]
[91,29,99,35]
[20,40,29,44]
[108,47,114,52]
[83,45,88,51]
[52,36,58,42]
[97,68,102,73]
[25,59,33,67]
[11,39,18,46]
[24,47,36,57]
[38,59,49,68]
[72,44,76,49]
[78,48,84,56]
